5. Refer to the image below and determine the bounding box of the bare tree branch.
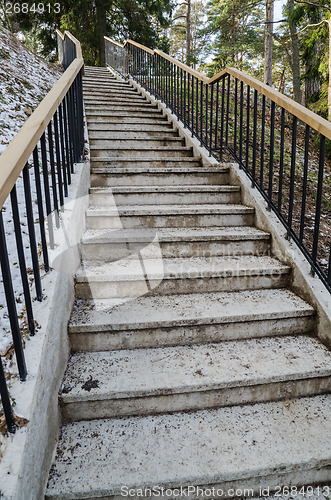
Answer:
[275,18,329,37]
[294,0,331,12]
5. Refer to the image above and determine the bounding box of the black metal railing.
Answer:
[57,30,79,69]
[105,36,129,76]
[0,32,84,433]
[105,36,331,294]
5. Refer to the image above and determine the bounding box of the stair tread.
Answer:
[89,136,184,142]
[90,159,205,167]
[81,226,270,244]
[75,255,290,282]
[46,395,331,498]
[86,203,254,216]
[69,288,314,333]
[89,185,240,193]
[90,145,191,151]
[61,336,331,403]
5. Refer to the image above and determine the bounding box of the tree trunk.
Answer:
[96,0,107,66]
[305,10,322,104]
[288,0,301,103]
[186,0,191,66]
[264,0,274,86]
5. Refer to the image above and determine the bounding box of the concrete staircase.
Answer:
[46,66,331,499]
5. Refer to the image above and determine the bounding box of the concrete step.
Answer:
[88,129,179,139]
[83,85,133,92]
[68,289,315,352]
[80,227,271,261]
[74,255,291,299]
[60,336,331,421]
[83,79,130,86]
[89,137,185,149]
[83,74,112,80]
[90,164,228,186]
[84,96,150,105]
[86,114,169,123]
[85,101,157,109]
[83,89,139,97]
[87,122,174,131]
[85,106,162,116]
[88,185,241,205]
[85,203,255,229]
[83,80,130,86]
[90,145,194,159]
[83,73,114,78]
[85,110,165,118]
[45,395,331,499]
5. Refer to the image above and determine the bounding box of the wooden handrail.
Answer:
[0,57,84,210]
[104,36,331,140]
[57,29,83,62]
[104,36,125,48]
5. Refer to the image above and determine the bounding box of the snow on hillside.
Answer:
[0,26,61,153]
[0,27,62,356]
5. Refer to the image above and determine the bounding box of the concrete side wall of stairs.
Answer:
[45,66,331,500]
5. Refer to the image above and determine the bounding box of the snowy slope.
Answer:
[0,27,62,355]
[0,26,61,154]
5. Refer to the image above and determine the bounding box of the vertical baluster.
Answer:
[200,81,203,146]
[260,95,266,188]
[191,75,194,136]
[311,135,325,268]
[10,185,35,335]
[32,146,49,272]
[164,60,169,107]
[0,210,27,381]
[214,81,219,155]
[53,111,64,208]
[225,75,230,146]
[47,122,60,228]
[299,125,310,244]
[69,82,77,164]
[174,64,177,116]
[205,83,209,149]
[277,108,285,211]
[40,133,54,249]
[183,70,186,125]
[157,54,160,98]
[196,78,199,139]
[0,356,16,433]
[185,73,191,128]
[239,81,244,165]
[72,79,80,164]
[245,85,250,169]
[58,103,68,197]
[251,89,258,185]
[234,78,238,156]
[63,95,73,182]
[287,115,297,235]
[177,66,180,118]
[209,83,214,155]
[66,87,75,173]
[171,63,174,112]
[22,163,43,300]
[77,70,84,160]
[219,77,225,161]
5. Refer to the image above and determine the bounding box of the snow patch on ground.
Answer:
[0,26,62,355]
